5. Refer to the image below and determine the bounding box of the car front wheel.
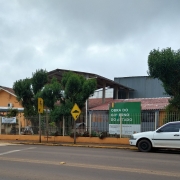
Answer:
[138,139,152,152]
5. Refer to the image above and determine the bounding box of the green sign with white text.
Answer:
[109,102,141,135]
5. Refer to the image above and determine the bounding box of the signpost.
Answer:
[71,103,81,144]
[38,98,43,143]
[109,102,141,136]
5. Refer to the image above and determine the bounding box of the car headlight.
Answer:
[129,135,136,140]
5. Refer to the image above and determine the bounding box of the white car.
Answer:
[129,121,180,152]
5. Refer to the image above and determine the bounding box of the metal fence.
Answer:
[1,111,180,138]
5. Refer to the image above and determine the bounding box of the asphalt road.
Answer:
[0,143,180,180]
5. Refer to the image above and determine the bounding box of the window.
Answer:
[158,123,180,132]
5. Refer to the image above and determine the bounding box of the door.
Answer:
[153,122,180,148]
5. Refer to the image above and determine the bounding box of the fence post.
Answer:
[120,114,122,138]
[46,109,49,142]
[89,113,91,136]
[39,113,41,143]
[0,116,1,135]
[86,100,88,132]
[155,111,159,130]
[63,116,65,136]
[24,117,26,127]
[19,118,21,135]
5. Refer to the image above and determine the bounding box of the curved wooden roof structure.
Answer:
[48,69,134,91]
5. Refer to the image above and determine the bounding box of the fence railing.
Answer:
[1,111,180,138]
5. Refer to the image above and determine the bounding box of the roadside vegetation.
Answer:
[13,69,97,126]
[148,47,180,112]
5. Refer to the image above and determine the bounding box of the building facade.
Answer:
[114,76,169,99]
[0,86,25,134]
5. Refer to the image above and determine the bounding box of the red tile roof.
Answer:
[89,97,170,111]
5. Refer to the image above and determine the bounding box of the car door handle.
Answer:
[174,134,179,136]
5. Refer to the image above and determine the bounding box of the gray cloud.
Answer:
[0,0,180,87]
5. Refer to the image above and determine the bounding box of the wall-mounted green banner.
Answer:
[109,102,141,135]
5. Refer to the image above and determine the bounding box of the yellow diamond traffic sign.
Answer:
[71,103,81,121]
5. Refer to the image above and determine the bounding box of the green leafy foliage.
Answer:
[50,100,73,123]
[49,72,97,123]
[148,48,180,111]
[13,78,35,116]
[31,69,48,94]
[36,77,62,110]
[65,73,82,103]
[13,70,97,125]
[6,109,19,117]
[61,71,97,109]
[13,69,49,124]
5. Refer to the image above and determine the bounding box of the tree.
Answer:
[13,69,49,125]
[32,69,48,94]
[13,78,35,117]
[6,109,19,117]
[13,70,97,126]
[36,77,62,111]
[50,71,97,122]
[148,47,180,111]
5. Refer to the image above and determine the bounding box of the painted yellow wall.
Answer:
[159,111,166,127]
[0,90,25,127]
[0,90,21,108]
[0,135,129,144]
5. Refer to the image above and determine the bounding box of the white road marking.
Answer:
[0,150,21,155]
[0,147,36,156]
[0,143,22,146]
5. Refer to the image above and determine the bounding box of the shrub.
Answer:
[82,131,89,137]
[98,131,108,139]
[70,132,80,138]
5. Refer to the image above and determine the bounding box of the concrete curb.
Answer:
[6,141,138,150]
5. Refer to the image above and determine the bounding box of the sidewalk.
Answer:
[0,140,138,150]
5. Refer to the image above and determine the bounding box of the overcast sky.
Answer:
[1,0,180,88]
